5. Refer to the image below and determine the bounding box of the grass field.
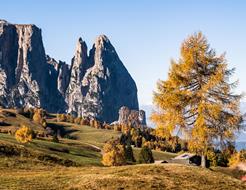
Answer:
[48,121,121,148]
[0,133,102,166]
[133,147,177,161]
[1,109,246,189]
[0,156,245,190]
[0,109,45,133]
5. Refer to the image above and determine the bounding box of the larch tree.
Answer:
[151,32,242,167]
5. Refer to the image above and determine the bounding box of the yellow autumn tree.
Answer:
[151,32,242,167]
[15,125,34,144]
[33,109,43,124]
[102,140,126,166]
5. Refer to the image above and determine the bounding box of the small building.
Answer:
[171,153,201,166]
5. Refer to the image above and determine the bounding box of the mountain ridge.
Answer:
[0,20,139,122]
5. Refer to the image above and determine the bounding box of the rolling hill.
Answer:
[0,108,245,189]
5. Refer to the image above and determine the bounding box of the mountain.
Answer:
[140,104,155,127]
[0,20,139,122]
[65,35,139,122]
[0,20,65,112]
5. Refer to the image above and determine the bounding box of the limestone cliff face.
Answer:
[47,55,70,97]
[66,35,139,123]
[66,38,88,116]
[118,106,146,127]
[0,20,139,123]
[0,20,65,112]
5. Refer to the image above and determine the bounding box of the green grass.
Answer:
[0,133,102,166]
[0,109,45,133]
[1,109,245,189]
[133,147,178,161]
[48,121,121,148]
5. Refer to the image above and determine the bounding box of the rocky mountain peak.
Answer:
[0,20,9,26]
[0,21,65,112]
[94,34,110,48]
[74,37,87,67]
[0,19,139,123]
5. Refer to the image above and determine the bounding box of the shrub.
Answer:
[15,126,34,144]
[125,144,135,162]
[229,150,246,167]
[52,135,59,143]
[22,107,34,119]
[33,108,46,124]
[138,146,154,164]
[80,117,90,125]
[67,114,75,123]
[41,118,47,128]
[102,140,126,166]
[33,111,42,123]
[16,108,25,115]
[104,123,112,130]
[207,149,218,167]
[90,119,95,127]
[114,124,121,132]
[57,114,67,122]
[94,120,102,129]
[74,117,81,124]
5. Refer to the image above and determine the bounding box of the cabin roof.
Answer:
[173,153,196,160]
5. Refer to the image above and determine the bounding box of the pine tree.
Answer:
[125,144,136,162]
[138,146,154,164]
[151,32,242,167]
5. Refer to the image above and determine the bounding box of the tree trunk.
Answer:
[201,154,206,168]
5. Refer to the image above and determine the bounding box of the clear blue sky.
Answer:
[2,0,246,105]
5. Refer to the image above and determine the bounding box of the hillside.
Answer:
[0,108,246,189]
[0,109,177,165]
[0,157,245,190]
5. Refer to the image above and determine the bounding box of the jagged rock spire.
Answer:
[0,20,139,122]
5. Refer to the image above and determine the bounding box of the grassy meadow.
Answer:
[0,109,245,189]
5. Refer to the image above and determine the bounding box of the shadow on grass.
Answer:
[47,123,79,138]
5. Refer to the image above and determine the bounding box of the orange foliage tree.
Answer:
[15,125,34,144]
[151,32,242,167]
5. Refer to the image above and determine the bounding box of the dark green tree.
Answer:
[125,144,136,162]
[138,146,154,163]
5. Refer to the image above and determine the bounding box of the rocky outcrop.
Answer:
[118,106,146,127]
[47,55,70,96]
[66,38,88,116]
[0,20,65,112]
[0,20,139,123]
[66,35,139,122]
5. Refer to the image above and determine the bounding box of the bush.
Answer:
[41,118,47,128]
[33,108,46,124]
[15,126,34,144]
[23,107,34,119]
[74,117,81,124]
[229,150,246,167]
[114,124,121,132]
[57,114,67,122]
[16,108,25,115]
[94,120,102,129]
[67,114,75,123]
[125,144,135,162]
[52,135,59,143]
[102,140,126,166]
[80,117,90,125]
[207,149,218,167]
[104,123,112,130]
[138,146,154,164]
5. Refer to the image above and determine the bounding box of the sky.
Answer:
[1,0,246,106]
